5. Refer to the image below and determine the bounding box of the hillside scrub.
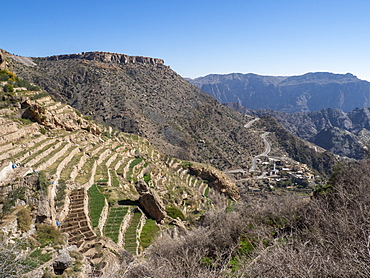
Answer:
[119,160,370,277]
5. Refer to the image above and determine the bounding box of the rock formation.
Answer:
[0,51,6,70]
[21,98,101,135]
[135,180,166,222]
[187,163,240,201]
[42,51,164,65]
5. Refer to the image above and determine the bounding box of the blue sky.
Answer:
[3,0,370,80]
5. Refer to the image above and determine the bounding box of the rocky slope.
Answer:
[0,67,240,276]
[226,101,370,159]
[189,72,370,113]
[246,107,370,159]
[6,50,265,171]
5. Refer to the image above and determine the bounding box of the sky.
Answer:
[3,0,370,80]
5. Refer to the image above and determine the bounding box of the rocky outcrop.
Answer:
[53,252,72,275]
[41,51,164,65]
[135,180,166,222]
[0,51,7,70]
[187,163,240,201]
[21,99,101,135]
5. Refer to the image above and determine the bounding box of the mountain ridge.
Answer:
[189,72,370,112]
[6,50,265,170]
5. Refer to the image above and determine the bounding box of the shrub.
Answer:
[27,84,41,91]
[40,127,47,135]
[143,173,151,184]
[36,224,64,246]
[166,207,185,221]
[55,180,66,207]
[3,84,14,93]
[37,171,49,193]
[17,208,32,232]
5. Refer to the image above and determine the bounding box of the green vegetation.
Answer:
[33,142,69,169]
[55,179,67,208]
[17,208,32,232]
[0,70,16,81]
[95,157,110,183]
[46,145,77,175]
[60,151,84,180]
[29,92,49,100]
[181,161,193,168]
[37,171,49,193]
[3,83,14,92]
[20,248,52,271]
[143,172,151,184]
[140,219,160,249]
[104,206,129,243]
[204,186,210,197]
[21,141,56,164]
[29,248,52,263]
[36,224,63,246]
[124,210,142,254]
[75,157,95,185]
[110,169,120,187]
[88,184,106,228]
[127,157,143,181]
[1,186,26,218]
[166,207,185,221]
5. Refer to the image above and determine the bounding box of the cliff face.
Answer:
[41,51,164,65]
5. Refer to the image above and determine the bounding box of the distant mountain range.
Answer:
[188,72,370,113]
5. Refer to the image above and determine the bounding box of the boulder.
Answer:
[53,253,72,275]
[135,180,166,222]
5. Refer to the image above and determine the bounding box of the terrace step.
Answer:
[61,188,96,248]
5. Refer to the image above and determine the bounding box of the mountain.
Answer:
[6,50,266,171]
[227,104,370,159]
[4,49,339,176]
[189,72,370,112]
[0,68,239,276]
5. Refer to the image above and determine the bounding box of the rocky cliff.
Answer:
[41,51,164,65]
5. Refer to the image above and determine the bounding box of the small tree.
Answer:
[3,84,14,93]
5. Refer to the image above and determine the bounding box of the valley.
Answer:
[0,49,358,277]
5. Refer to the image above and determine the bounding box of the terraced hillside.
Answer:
[0,85,238,277]
[7,50,265,170]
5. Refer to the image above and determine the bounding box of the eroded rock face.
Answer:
[21,99,101,135]
[135,180,166,222]
[42,51,164,65]
[0,51,8,70]
[188,164,240,201]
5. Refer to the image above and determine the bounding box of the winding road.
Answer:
[249,132,271,172]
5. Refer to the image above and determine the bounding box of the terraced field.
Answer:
[0,94,213,254]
